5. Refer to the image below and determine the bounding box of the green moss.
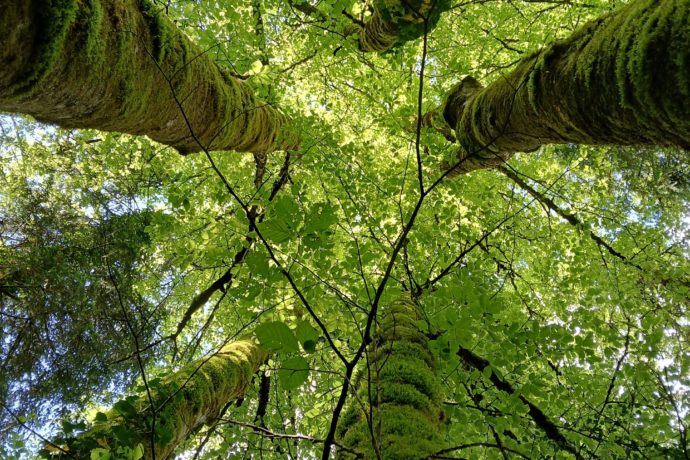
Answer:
[140,1,171,62]
[371,381,432,411]
[359,0,451,52]
[630,3,663,119]
[446,0,690,171]
[8,0,79,96]
[672,6,690,99]
[528,53,546,113]
[64,340,265,459]
[378,356,440,397]
[83,0,105,64]
[2,0,298,156]
[337,297,445,458]
[371,341,436,368]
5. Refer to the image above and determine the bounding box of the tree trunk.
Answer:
[60,340,266,460]
[353,0,450,52]
[336,296,444,459]
[442,0,690,175]
[0,0,298,154]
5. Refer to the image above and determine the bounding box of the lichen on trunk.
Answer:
[0,0,298,154]
[60,340,266,460]
[336,295,444,459]
[442,0,690,175]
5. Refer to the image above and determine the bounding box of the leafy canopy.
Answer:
[1,0,689,458]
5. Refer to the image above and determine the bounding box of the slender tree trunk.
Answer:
[61,340,266,460]
[336,296,444,459]
[442,0,690,175]
[0,0,298,154]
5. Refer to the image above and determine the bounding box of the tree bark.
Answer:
[353,0,450,52]
[336,295,444,459]
[0,0,298,154]
[442,0,690,175]
[61,340,266,460]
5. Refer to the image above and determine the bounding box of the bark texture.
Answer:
[0,0,298,154]
[336,296,444,459]
[63,340,266,459]
[443,0,690,175]
[354,0,450,52]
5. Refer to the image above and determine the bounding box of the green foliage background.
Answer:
[1,0,689,458]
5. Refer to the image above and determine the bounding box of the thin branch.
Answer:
[146,38,348,368]
[172,246,248,339]
[499,166,640,268]
[457,345,589,459]
[222,420,362,455]
[0,401,69,456]
[431,441,529,459]
[173,152,292,341]
[423,210,521,289]
[105,259,157,460]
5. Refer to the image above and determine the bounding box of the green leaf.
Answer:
[111,424,135,445]
[304,202,337,235]
[273,195,300,221]
[250,60,263,75]
[278,356,310,390]
[245,251,269,277]
[254,321,299,352]
[112,400,137,418]
[155,424,174,448]
[131,444,144,460]
[61,419,86,434]
[90,448,111,460]
[301,339,316,353]
[260,219,293,243]
[295,320,319,353]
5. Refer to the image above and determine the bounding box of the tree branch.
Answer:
[457,345,589,459]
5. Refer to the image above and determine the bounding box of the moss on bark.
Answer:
[336,296,444,459]
[354,0,450,52]
[442,0,690,175]
[63,340,266,460]
[0,0,298,154]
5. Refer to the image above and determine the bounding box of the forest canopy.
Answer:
[1,0,689,459]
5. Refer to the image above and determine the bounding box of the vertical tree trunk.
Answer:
[0,0,298,154]
[336,296,444,459]
[62,340,266,460]
[442,0,690,175]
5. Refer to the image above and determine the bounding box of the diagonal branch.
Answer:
[457,345,589,460]
[500,166,639,266]
[499,165,690,290]
[173,151,293,340]
[172,246,249,339]
[431,442,530,459]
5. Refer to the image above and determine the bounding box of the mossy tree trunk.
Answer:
[0,0,298,155]
[59,340,266,460]
[336,296,444,459]
[442,0,690,175]
[353,0,450,52]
